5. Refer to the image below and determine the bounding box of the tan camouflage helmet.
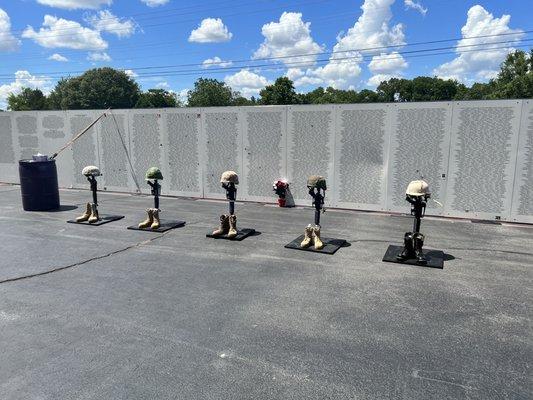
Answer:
[307,175,327,190]
[220,170,239,185]
[406,180,430,197]
[82,165,101,177]
[146,167,163,180]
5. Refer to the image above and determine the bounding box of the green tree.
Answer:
[377,77,463,102]
[489,50,533,99]
[187,78,236,107]
[302,87,360,104]
[259,77,301,105]
[7,88,47,111]
[135,89,179,108]
[232,96,257,106]
[47,68,140,110]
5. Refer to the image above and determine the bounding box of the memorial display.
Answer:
[206,170,255,241]
[127,167,185,232]
[67,165,124,226]
[285,175,346,254]
[382,180,445,268]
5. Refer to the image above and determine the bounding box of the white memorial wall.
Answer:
[0,99,531,223]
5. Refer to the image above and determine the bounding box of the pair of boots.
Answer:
[397,232,427,264]
[300,224,324,250]
[138,208,161,230]
[76,202,100,223]
[212,214,238,238]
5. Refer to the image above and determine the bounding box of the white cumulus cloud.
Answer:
[0,8,20,52]
[253,12,324,66]
[224,69,270,98]
[0,71,53,110]
[202,56,233,68]
[404,0,427,16]
[22,15,108,50]
[141,0,169,6]
[48,53,68,62]
[433,5,523,83]
[36,0,112,9]
[87,51,111,61]
[367,51,408,86]
[290,0,405,89]
[124,69,138,78]
[86,10,136,38]
[189,18,232,43]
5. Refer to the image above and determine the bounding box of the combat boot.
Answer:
[151,208,161,230]
[413,233,427,264]
[138,208,153,228]
[397,232,415,261]
[88,203,100,223]
[300,224,314,248]
[227,215,238,238]
[212,214,229,236]
[312,226,324,250]
[76,202,91,222]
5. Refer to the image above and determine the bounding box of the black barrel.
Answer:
[19,159,60,211]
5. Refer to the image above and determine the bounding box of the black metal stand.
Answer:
[127,179,185,232]
[206,183,256,240]
[67,176,124,226]
[285,187,346,254]
[383,194,445,268]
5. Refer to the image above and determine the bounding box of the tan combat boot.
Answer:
[212,214,229,236]
[88,203,100,223]
[227,215,238,239]
[300,224,314,248]
[151,209,161,230]
[76,202,91,222]
[138,208,153,228]
[312,226,324,250]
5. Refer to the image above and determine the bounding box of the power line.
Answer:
[1,33,529,78]
[0,42,529,84]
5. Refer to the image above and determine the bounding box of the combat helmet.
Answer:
[307,175,327,191]
[82,165,101,177]
[146,167,163,180]
[220,170,239,185]
[406,180,429,197]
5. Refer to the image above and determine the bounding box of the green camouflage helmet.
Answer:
[307,175,327,190]
[146,167,163,180]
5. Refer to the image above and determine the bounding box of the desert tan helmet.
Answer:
[220,170,239,185]
[82,165,101,177]
[307,175,327,190]
[406,180,430,197]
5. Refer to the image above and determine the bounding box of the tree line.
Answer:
[5,49,532,111]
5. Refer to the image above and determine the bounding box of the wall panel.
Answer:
[286,105,336,207]
[510,100,533,223]
[334,104,392,211]
[163,108,203,198]
[68,111,99,189]
[201,108,244,200]
[444,100,522,221]
[0,113,18,183]
[386,102,452,216]
[241,106,287,203]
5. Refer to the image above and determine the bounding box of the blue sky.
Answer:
[0,0,531,107]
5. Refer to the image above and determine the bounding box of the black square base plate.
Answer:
[127,220,186,233]
[206,228,255,241]
[67,215,124,226]
[382,245,444,269]
[285,234,347,255]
